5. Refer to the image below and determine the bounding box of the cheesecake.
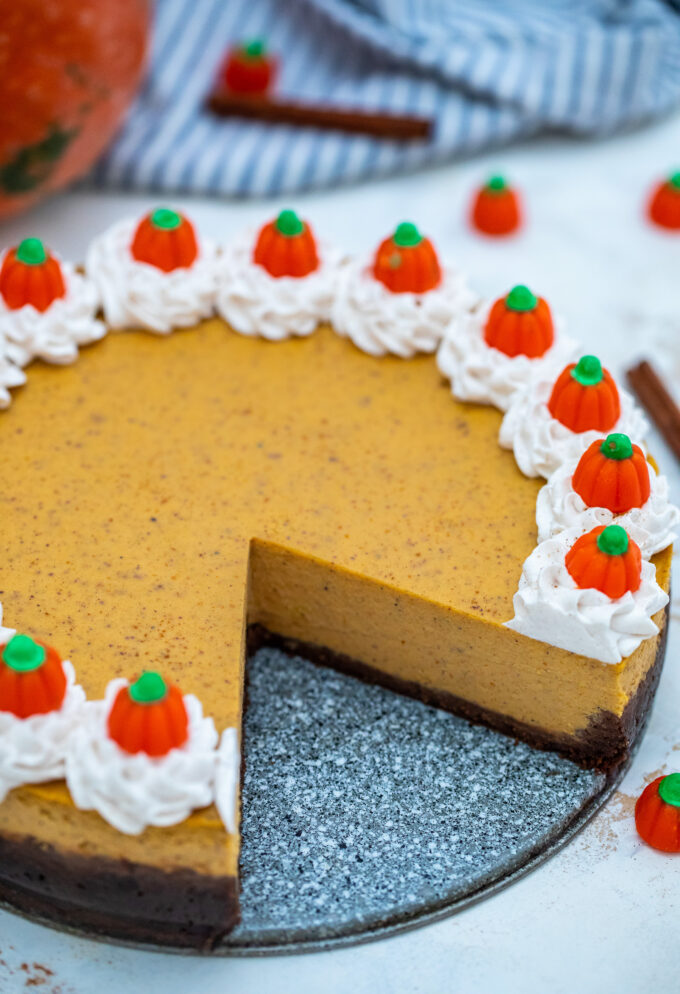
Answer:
[0,215,672,950]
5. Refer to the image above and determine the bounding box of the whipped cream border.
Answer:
[86,217,219,333]
[216,227,344,340]
[0,658,86,802]
[536,455,680,558]
[0,334,26,409]
[0,255,105,367]
[499,376,650,479]
[505,527,669,663]
[332,257,477,358]
[437,299,578,412]
[65,678,220,836]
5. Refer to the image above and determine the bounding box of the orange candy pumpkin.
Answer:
[131,208,198,273]
[0,633,67,718]
[0,238,66,311]
[572,434,651,514]
[470,175,522,237]
[107,671,189,757]
[635,773,680,852]
[483,285,554,358]
[548,355,620,433]
[220,39,276,96]
[565,524,641,599]
[648,172,680,231]
[372,222,441,294]
[253,209,319,278]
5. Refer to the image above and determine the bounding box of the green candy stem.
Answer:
[596,524,629,557]
[486,175,507,193]
[505,284,537,313]
[129,671,168,705]
[243,39,266,59]
[16,238,47,266]
[2,634,46,673]
[571,355,603,387]
[600,433,633,461]
[659,773,680,808]
[150,208,182,231]
[393,222,422,248]
[668,171,680,191]
[275,209,304,237]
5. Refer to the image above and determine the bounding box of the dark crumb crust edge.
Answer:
[0,831,239,951]
[0,604,668,951]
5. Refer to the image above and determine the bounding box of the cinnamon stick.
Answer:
[206,92,432,141]
[627,359,680,462]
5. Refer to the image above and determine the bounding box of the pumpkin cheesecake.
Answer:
[0,214,673,950]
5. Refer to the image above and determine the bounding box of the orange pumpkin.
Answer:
[572,434,651,513]
[253,210,319,278]
[220,39,276,96]
[470,175,522,237]
[483,285,554,358]
[548,356,620,433]
[131,208,198,272]
[107,671,189,757]
[0,634,67,718]
[648,173,680,231]
[372,222,441,294]
[635,773,680,852]
[565,524,641,599]
[0,0,149,219]
[0,238,66,311]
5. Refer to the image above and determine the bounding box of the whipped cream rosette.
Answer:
[215,726,240,834]
[537,432,679,557]
[438,284,578,411]
[0,633,86,802]
[332,221,476,358]
[216,209,341,340]
[0,333,26,409]
[86,208,218,333]
[0,238,104,366]
[65,671,219,835]
[506,524,668,664]
[500,354,648,479]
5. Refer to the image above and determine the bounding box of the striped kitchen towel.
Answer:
[90,0,680,198]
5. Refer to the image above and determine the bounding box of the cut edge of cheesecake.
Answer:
[0,537,670,950]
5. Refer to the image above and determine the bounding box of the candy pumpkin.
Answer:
[253,210,319,278]
[571,434,651,514]
[0,633,67,718]
[548,356,621,433]
[635,773,680,852]
[107,671,189,757]
[220,39,276,96]
[0,0,149,219]
[647,172,680,231]
[565,524,641,599]
[372,222,441,294]
[130,208,198,272]
[483,285,554,358]
[0,238,66,311]
[470,175,522,236]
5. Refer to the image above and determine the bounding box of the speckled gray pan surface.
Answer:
[223,648,609,953]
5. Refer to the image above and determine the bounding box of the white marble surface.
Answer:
[0,111,679,993]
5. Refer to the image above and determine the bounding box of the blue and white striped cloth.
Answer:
[90,0,680,198]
